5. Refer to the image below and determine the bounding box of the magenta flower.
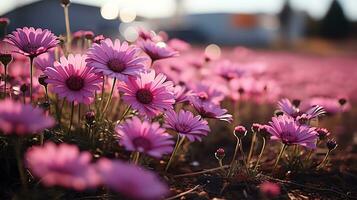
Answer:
[278,98,325,120]
[45,54,102,104]
[190,82,225,105]
[96,158,169,200]
[173,85,193,103]
[164,110,210,142]
[266,115,318,149]
[34,51,55,72]
[118,70,175,118]
[191,99,232,122]
[115,116,174,158]
[259,181,281,198]
[214,60,245,80]
[0,100,54,135]
[25,142,100,190]
[139,40,178,62]
[5,27,58,58]
[86,38,147,81]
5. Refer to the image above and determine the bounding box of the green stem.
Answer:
[100,76,105,107]
[78,103,81,125]
[254,137,266,171]
[117,105,131,124]
[29,57,34,104]
[68,101,75,134]
[317,150,330,169]
[101,78,116,119]
[239,138,249,173]
[15,138,27,191]
[3,64,7,97]
[227,137,240,177]
[63,5,71,54]
[247,132,257,165]
[133,152,140,165]
[165,135,185,172]
[273,144,287,172]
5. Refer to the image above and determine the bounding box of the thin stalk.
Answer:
[78,103,81,125]
[133,152,140,165]
[40,133,44,146]
[174,165,229,178]
[165,135,185,172]
[273,144,287,172]
[117,105,131,124]
[239,138,249,173]
[100,76,105,107]
[317,150,330,169]
[227,137,240,177]
[101,78,116,119]
[63,5,71,54]
[15,138,27,191]
[68,101,75,134]
[29,57,34,103]
[3,64,7,97]
[247,131,257,165]
[254,137,266,171]
[22,92,26,104]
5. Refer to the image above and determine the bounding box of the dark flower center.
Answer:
[107,59,126,73]
[281,132,297,145]
[176,123,192,133]
[136,89,153,104]
[66,75,84,91]
[23,44,40,54]
[132,137,151,151]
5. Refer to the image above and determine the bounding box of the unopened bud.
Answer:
[60,0,71,6]
[20,84,28,93]
[85,110,96,125]
[316,128,330,140]
[326,139,337,151]
[38,75,48,87]
[215,148,225,160]
[292,99,301,108]
[234,126,247,138]
[0,53,13,66]
[338,98,347,106]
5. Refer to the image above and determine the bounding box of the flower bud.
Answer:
[0,17,10,26]
[84,31,94,40]
[234,125,247,138]
[326,139,337,151]
[38,75,48,87]
[85,110,95,125]
[258,125,271,140]
[94,35,105,44]
[251,123,261,133]
[316,128,330,140]
[60,0,70,6]
[0,53,13,66]
[20,84,28,93]
[215,148,225,160]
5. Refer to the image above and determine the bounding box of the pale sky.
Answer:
[1,0,357,21]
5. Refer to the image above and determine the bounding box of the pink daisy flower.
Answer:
[5,27,58,58]
[191,99,232,122]
[172,85,193,103]
[164,110,210,142]
[115,116,174,158]
[25,142,100,190]
[190,82,225,105]
[213,60,245,81]
[86,38,147,81]
[96,158,169,200]
[278,98,325,120]
[34,50,55,72]
[0,100,54,135]
[139,40,179,62]
[259,181,281,198]
[45,54,102,104]
[118,70,175,118]
[266,115,318,149]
